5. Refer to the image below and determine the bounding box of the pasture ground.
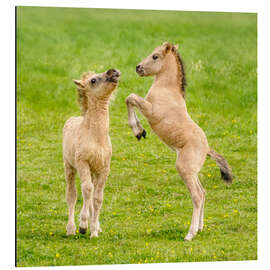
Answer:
[16,7,257,266]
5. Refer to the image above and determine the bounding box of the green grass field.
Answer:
[16,7,257,267]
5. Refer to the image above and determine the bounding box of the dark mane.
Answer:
[174,51,187,99]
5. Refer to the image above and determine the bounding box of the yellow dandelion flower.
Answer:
[207,173,211,178]
[55,253,60,258]
[49,232,53,236]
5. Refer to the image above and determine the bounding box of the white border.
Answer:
[11,0,258,12]
[2,0,269,270]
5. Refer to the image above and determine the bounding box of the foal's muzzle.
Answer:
[106,69,121,83]
[136,64,144,76]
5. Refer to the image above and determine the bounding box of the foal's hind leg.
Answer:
[196,177,206,232]
[176,149,206,241]
[126,94,152,140]
[64,161,77,235]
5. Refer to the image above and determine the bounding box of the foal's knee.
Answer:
[93,197,102,211]
[81,181,93,197]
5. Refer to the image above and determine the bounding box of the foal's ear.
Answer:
[172,44,179,52]
[73,79,84,88]
[162,42,173,55]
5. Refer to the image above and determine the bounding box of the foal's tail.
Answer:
[207,148,233,183]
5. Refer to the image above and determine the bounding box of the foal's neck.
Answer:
[153,53,185,100]
[83,98,110,134]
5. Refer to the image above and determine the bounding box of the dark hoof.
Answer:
[142,129,146,138]
[136,130,146,141]
[79,227,87,234]
[136,134,142,140]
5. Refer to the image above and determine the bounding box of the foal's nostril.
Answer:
[106,69,116,76]
[136,65,141,72]
[106,69,112,75]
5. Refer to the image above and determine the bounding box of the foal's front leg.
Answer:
[126,94,152,140]
[90,170,109,238]
[76,160,94,235]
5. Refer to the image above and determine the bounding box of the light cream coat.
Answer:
[126,42,232,241]
[63,69,120,238]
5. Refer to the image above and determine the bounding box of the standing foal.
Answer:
[63,69,120,238]
[126,42,232,241]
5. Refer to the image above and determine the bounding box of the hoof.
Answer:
[136,129,146,141]
[66,231,76,236]
[184,233,194,241]
[90,232,98,239]
[79,227,87,234]
[66,224,76,236]
[142,129,146,138]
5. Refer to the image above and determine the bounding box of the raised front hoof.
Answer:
[136,129,147,141]
[184,232,195,241]
[79,227,87,235]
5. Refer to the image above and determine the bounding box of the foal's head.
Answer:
[73,69,121,113]
[136,42,179,77]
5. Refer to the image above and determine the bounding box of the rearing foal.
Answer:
[126,42,232,241]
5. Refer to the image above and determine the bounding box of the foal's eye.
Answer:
[152,54,159,60]
[90,78,96,84]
